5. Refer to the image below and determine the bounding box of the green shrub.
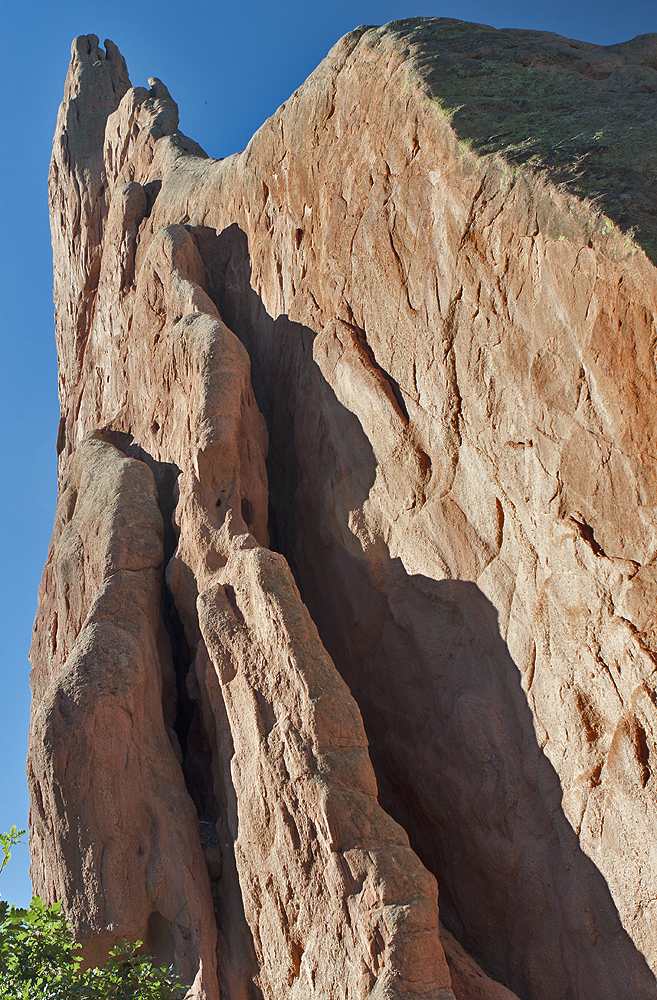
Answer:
[0,830,186,999]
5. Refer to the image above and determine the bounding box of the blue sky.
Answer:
[1,0,654,907]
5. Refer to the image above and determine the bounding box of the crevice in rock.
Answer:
[56,414,66,455]
[96,428,261,997]
[143,179,162,218]
[185,631,263,999]
[265,426,299,560]
[145,911,176,969]
[636,722,651,787]
[570,514,606,557]
[223,585,245,625]
[346,316,410,423]
[190,223,303,562]
[96,433,220,830]
[164,587,219,822]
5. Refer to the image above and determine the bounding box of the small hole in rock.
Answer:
[241,497,254,526]
[145,912,175,969]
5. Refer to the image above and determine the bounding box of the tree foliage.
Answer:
[0,830,187,999]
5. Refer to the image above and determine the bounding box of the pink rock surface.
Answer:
[31,17,657,1000]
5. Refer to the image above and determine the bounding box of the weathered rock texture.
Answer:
[30,17,657,1000]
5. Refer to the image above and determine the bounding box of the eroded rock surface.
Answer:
[31,17,657,1000]
[28,436,220,996]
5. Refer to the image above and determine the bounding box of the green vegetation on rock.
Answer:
[384,18,657,261]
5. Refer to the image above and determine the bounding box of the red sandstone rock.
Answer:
[28,436,220,996]
[31,17,657,1000]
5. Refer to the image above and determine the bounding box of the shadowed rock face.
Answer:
[393,19,657,262]
[30,17,657,1000]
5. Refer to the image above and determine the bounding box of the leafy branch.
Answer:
[0,827,25,877]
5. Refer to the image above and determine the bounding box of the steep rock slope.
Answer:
[33,31,455,1000]
[31,17,657,1000]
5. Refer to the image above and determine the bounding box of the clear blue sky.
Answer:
[1,0,654,907]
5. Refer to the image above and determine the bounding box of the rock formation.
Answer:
[29,18,657,1000]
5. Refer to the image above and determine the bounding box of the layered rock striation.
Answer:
[30,19,657,1000]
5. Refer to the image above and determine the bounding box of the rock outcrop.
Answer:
[30,18,657,1000]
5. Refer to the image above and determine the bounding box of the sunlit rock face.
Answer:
[30,19,657,1000]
